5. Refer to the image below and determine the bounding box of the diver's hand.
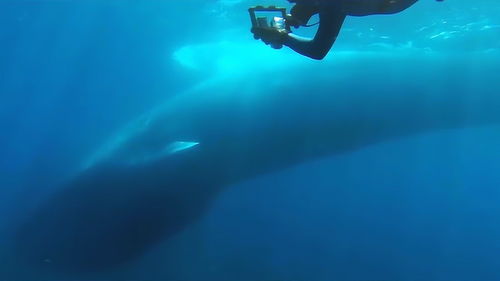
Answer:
[251,27,289,49]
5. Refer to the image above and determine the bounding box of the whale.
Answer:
[10,46,500,273]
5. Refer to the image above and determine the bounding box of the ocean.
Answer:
[1,0,500,280]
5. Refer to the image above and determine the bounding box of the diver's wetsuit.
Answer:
[283,0,418,59]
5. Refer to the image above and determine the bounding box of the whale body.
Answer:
[12,49,500,272]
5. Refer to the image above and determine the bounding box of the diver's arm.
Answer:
[284,9,346,60]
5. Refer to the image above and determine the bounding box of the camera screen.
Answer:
[255,11,284,27]
[249,7,289,31]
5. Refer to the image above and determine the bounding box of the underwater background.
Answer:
[1,0,500,280]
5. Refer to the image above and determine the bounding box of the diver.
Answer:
[251,0,427,60]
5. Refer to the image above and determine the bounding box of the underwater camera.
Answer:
[248,6,291,32]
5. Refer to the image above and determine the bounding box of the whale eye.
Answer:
[165,141,200,154]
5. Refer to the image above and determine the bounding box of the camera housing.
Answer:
[248,6,291,32]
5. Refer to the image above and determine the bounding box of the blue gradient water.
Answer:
[1,0,500,280]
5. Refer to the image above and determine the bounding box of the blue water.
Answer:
[1,0,500,280]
